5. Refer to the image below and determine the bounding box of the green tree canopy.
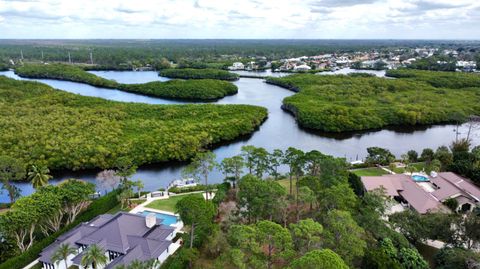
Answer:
[289,249,349,269]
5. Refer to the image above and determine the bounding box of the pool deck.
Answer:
[129,194,185,231]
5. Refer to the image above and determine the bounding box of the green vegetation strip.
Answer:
[159,68,240,81]
[119,79,237,100]
[350,167,389,177]
[0,191,119,269]
[267,71,480,132]
[386,69,480,89]
[0,76,267,171]
[14,64,238,100]
[145,193,203,213]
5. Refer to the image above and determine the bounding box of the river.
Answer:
[0,69,477,202]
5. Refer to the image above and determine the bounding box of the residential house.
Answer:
[361,172,480,214]
[39,212,177,269]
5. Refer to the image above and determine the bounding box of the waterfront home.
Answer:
[39,212,176,269]
[293,64,311,71]
[228,62,245,70]
[361,172,480,214]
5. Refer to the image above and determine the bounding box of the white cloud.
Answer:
[0,0,478,38]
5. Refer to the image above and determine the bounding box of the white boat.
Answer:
[168,178,198,189]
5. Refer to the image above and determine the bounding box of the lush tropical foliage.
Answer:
[159,68,239,81]
[165,146,431,269]
[0,76,267,171]
[266,71,480,132]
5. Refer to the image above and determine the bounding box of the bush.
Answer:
[0,190,119,269]
[443,198,459,212]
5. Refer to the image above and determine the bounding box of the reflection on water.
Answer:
[0,70,477,202]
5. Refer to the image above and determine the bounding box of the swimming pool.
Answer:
[139,211,178,226]
[412,175,429,182]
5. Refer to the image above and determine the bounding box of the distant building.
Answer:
[294,64,311,71]
[39,212,177,269]
[361,172,480,214]
[228,62,245,70]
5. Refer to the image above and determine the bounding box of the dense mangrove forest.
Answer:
[14,64,239,100]
[0,76,267,171]
[119,79,238,100]
[267,71,480,132]
[159,68,240,81]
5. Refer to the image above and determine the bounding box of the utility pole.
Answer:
[68,52,71,64]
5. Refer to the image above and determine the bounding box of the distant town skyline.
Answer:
[0,0,479,39]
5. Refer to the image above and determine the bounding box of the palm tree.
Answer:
[134,180,144,198]
[51,243,77,269]
[81,244,107,269]
[27,164,52,189]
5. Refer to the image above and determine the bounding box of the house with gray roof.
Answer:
[39,212,176,269]
[361,172,480,214]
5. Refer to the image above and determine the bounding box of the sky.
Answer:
[0,0,479,39]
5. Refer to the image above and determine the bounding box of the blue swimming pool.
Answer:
[139,211,178,226]
[412,175,429,182]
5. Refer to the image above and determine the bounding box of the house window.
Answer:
[108,250,120,261]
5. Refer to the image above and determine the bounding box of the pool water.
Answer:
[139,211,178,226]
[412,175,429,182]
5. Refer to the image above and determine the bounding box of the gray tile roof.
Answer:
[39,212,175,267]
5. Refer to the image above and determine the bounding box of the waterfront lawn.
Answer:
[145,193,203,213]
[276,178,296,192]
[351,167,389,177]
[390,162,429,174]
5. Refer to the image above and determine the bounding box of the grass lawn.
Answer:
[106,204,127,214]
[145,193,203,213]
[351,167,389,177]
[388,162,428,174]
[276,178,298,196]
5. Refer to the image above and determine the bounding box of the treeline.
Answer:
[386,69,480,89]
[0,76,267,171]
[14,64,239,100]
[2,39,469,66]
[267,72,480,132]
[119,79,237,101]
[163,146,435,269]
[159,68,240,81]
